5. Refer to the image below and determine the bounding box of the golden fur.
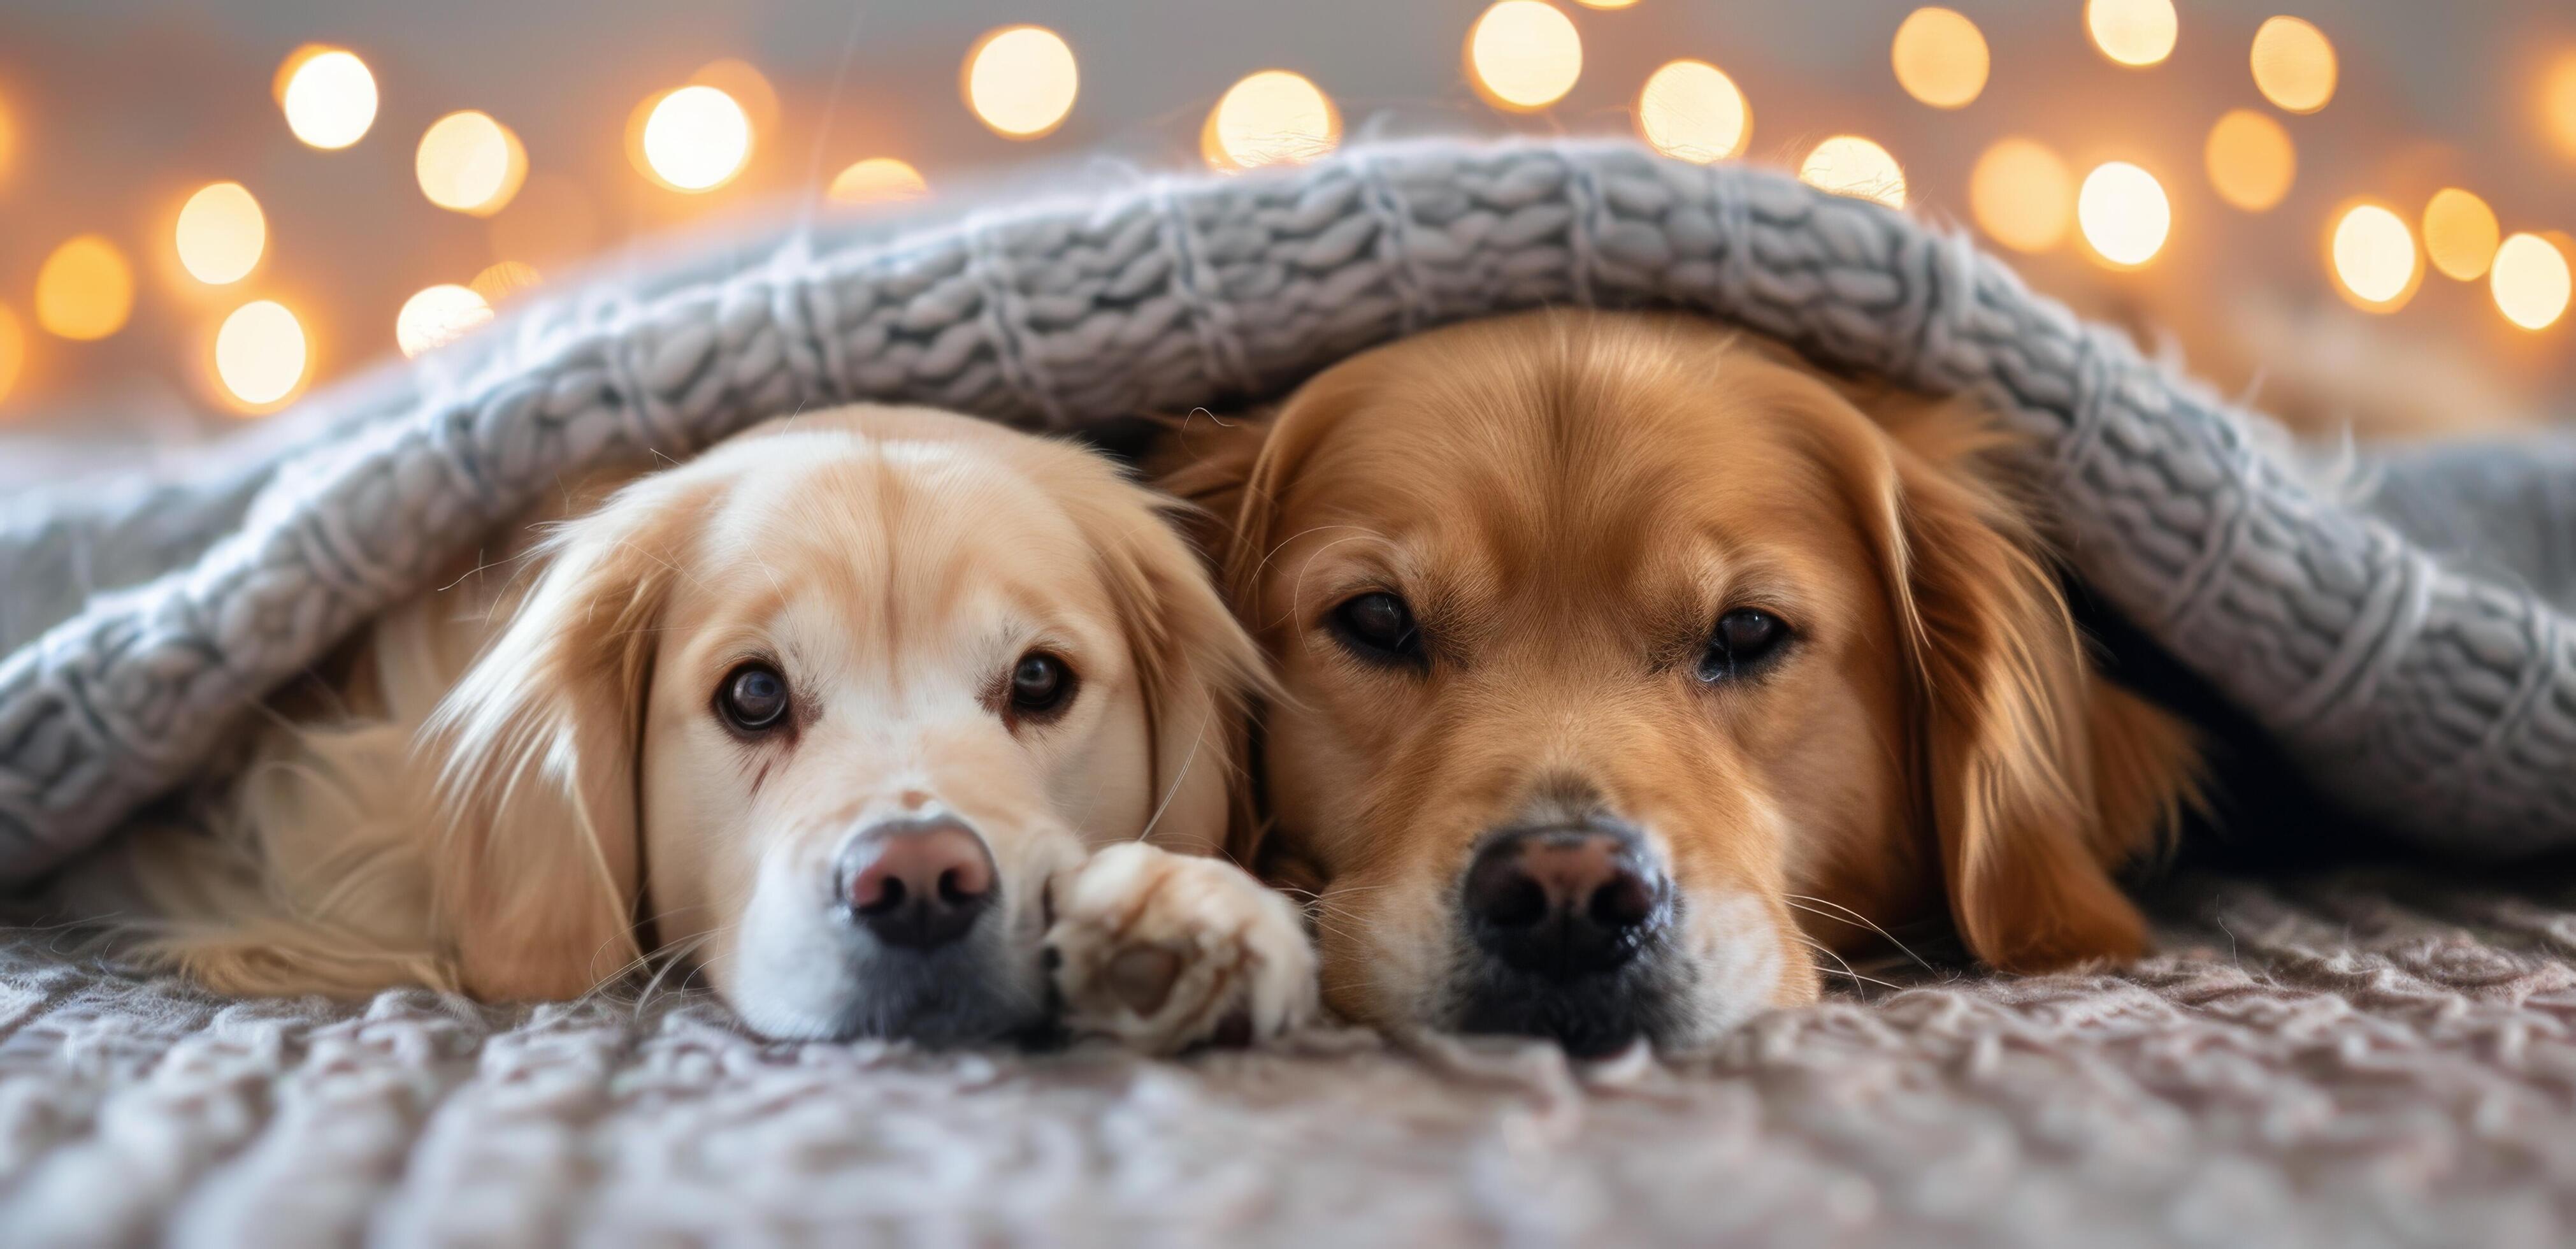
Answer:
[1160,310,2201,1048]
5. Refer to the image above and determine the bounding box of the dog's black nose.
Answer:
[1463,823,1670,978]
[837,816,996,949]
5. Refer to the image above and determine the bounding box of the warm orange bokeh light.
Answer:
[1970,138,2075,253]
[1636,59,1750,163]
[2422,189,2500,282]
[1799,136,1906,210]
[0,303,25,408]
[275,46,377,150]
[175,182,266,285]
[1202,70,1341,171]
[1466,1,1583,112]
[637,86,752,192]
[2252,16,2336,114]
[2204,108,2296,213]
[35,235,134,341]
[2086,0,2178,68]
[1890,8,1989,110]
[2328,201,2419,311]
[396,284,494,358]
[963,25,1080,139]
[828,157,930,205]
[2492,233,2572,331]
[417,110,528,215]
[214,299,308,408]
[2545,54,2576,161]
[690,59,780,134]
[2077,161,2171,268]
[470,261,543,306]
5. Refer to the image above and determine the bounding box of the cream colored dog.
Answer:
[82,405,1315,1053]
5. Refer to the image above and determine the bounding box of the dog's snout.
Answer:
[837,816,996,950]
[1464,823,1669,978]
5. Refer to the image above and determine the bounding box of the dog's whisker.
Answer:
[1781,895,1934,971]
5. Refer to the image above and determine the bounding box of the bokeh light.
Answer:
[2252,16,2336,114]
[2422,189,2500,282]
[1466,1,1583,112]
[640,85,752,192]
[0,303,24,408]
[0,96,17,186]
[964,25,1079,138]
[2329,202,2419,310]
[214,300,307,407]
[2076,161,2171,268]
[2491,233,2572,331]
[2086,0,2178,68]
[395,284,493,358]
[1799,136,1906,210]
[174,182,266,285]
[470,261,542,306]
[1636,60,1750,163]
[2545,54,2576,161]
[1203,71,1341,171]
[275,47,377,150]
[1969,138,2074,253]
[1574,0,1636,8]
[828,157,930,205]
[416,110,527,215]
[690,59,779,134]
[34,235,134,341]
[2203,109,2296,212]
[1890,8,1989,110]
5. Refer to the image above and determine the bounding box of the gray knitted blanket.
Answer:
[3,138,2573,879]
[9,866,2576,1246]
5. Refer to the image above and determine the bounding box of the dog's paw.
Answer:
[1045,841,1318,1056]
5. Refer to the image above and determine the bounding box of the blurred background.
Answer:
[1,0,2572,476]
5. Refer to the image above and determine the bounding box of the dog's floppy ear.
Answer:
[1056,447,1273,860]
[421,473,709,1000]
[1859,400,2200,973]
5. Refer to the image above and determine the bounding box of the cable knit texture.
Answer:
[3,136,2574,874]
[8,869,2576,1246]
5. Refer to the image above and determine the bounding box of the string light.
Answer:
[214,300,307,408]
[1636,60,1750,163]
[2076,161,2170,268]
[828,157,930,205]
[2492,233,2572,331]
[963,25,1079,138]
[275,47,377,150]
[174,182,266,285]
[638,86,752,192]
[1890,8,1988,110]
[2545,54,2576,161]
[34,235,133,341]
[1799,136,1906,209]
[470,261,542,305]
[1202,71,1341,171]
[395,284,493,358]
[2328,202,2418,310]
[1969,138,2074,252]
[1466,1,1583,112]
[2251,17,2336,114]
[2086,0,2178,68]
[0,303,24,408]
[416,110,527,215]
[2422,189,2500,282]
[2204,110,2295,213]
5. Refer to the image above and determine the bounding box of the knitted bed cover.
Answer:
[3,138,2571,882]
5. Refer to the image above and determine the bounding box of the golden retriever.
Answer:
[75,405,1316,1052]
[1161,310,2200,1055]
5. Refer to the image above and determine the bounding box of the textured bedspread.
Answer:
[7,867,2575,1247]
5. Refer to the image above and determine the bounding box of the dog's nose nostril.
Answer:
[1464,825,1669,976]
[837,817,997,950]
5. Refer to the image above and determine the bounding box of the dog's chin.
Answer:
[716,921,1052,1046]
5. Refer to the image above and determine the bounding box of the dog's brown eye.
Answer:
[1009,652,1076,720]
[1329,591,1423,667]
[1697,609,1788,682]
[719,662,791,732]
